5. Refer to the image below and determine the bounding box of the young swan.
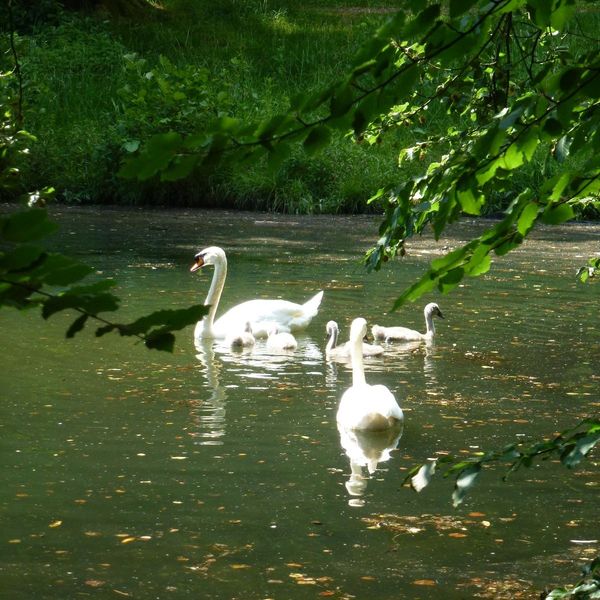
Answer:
[336,318,403,432]
[266,326,298,351]
[372,302,444,343]
[226,321,255,349]
[325,320,384,359]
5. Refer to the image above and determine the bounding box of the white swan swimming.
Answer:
[336,318,404,431]
[226,321,255,349]
[266,326,298,351]
[325,320,384,359]
[372,302,444,343]
[190,246,323,340]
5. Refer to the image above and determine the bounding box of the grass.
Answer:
[6,0,411,210]
[3,0,599,214]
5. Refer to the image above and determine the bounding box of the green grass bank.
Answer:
[2,0,598,215]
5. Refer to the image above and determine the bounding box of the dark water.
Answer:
[1,207,599,599]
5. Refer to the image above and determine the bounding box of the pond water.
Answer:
[1,207,599,599]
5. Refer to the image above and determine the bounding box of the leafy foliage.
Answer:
[121,0,600,306]
[405,419,600,507]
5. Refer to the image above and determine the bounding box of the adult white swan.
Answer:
[336,318,404,431]
[190,246,324,340]
[372,302,444,343]
[325,320,384,359]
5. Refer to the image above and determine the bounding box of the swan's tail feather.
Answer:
[302,290,324,317]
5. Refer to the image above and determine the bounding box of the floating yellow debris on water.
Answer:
[120,537,136,544]
[230,564,251,570]
[448,532,468,538]
[170,456,188,460]
[49,520,63,528]
[412,579,436,586]
[8,539,21,544]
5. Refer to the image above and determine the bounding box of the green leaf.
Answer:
[541,203,575,225]
[438,267,464,293]
[452,464,481,507]
[517,202,540,235]
[561,434,600,468]
[456,187,484,216]
[1,209,58,243]
[411,460,437,493]
[449,0,478,18]
[303,126,331,156]
[0,245,45,272]
[500,144,524,170]
[550,1,575,30]
[32,254,94,286]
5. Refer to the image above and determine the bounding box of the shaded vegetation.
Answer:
[1,0,408,211]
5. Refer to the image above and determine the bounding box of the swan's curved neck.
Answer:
[326,326,338,352]
[424,310,436,335]
[350,336,366,386]
[204,256,227,334]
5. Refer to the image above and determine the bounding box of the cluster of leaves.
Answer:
[405,418,600,507]
[117,54,235,156]
[544,555,600,599]
[120,0,599,306]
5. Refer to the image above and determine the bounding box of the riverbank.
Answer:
[2,1,598,219]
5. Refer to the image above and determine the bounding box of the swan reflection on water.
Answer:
[193,339,227,446]
[193,336,324,445]
[338,422,404,506]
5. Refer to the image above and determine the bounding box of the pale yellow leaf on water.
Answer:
[49,520,63,528]
[468,512,486,517]
[413,579,437,586]
[482,521,491,527]
[120,537,136,544]
[286,562,303,568]
[8,539,21,544]
[84,531,101,537]
[448,532,468,538]
[361,576,376,581]
[230,564,251,570]
[84,580,105,588]
[170,456,188,460]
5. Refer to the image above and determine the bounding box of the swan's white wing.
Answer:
[337,384,403,431]
[382,326,424,341]
[213,299,308,338]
